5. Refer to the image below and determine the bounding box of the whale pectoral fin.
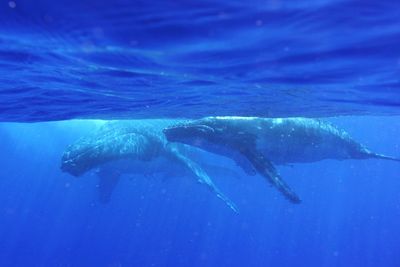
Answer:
[167,146,238,213]
[233,153,257,176]
[241,149,301,204]
[96,167,121,204]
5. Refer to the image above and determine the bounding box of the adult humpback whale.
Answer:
[164,117,400,203]
[61,120,237,212]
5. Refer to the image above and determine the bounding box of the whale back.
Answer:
[253,118,369,164]
[165,117,372,165]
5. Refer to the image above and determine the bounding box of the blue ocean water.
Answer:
[0,0,400,266]
[0,117,399,267]
[0,0,400,121]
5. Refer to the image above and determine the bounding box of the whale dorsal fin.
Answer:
[240,148,301,204]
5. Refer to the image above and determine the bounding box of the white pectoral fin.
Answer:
[169,148,238,213]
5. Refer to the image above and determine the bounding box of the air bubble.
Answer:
[8,1,16,8]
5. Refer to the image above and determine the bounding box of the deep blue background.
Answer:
[0,117,399,267]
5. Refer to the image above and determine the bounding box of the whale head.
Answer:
[163,118,223,150]
[61,141,100,176]
[164,123,215,144]
[164,118,253,156]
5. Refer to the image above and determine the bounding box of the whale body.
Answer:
[61,119,237,212]
[164,117,399,203]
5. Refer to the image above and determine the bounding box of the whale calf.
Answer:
[164,117,399,203]
[61,119,237,212]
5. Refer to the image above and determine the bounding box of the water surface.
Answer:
[0,0,399,121]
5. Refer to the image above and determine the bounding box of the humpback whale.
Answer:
[61,120,237,212]
[164,117,400,203]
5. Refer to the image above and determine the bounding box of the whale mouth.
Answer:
[60,150,91,177]
[60,158,84,176]
[60,143,101,177]
[163,125,189,142]
[162,126,178,141]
